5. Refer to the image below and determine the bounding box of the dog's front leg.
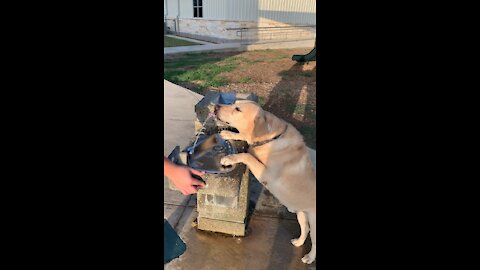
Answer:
[220,153,266,182]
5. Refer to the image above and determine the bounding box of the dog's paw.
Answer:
[220,130,236,140]
[301,253,316,264]
[291,238,304,247]
[220,155,237,166]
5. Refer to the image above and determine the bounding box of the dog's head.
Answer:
[214,100,270,138]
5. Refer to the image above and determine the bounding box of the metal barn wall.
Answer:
[165,0,316,25]
[164,0,179,17]
[179,0,193,18]
[225,0,316,24]
[257,0,316,25]
[203,0,229,20]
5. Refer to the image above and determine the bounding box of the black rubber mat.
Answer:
[164,219,186,264]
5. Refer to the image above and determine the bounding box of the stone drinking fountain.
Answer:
[167,91,258,236]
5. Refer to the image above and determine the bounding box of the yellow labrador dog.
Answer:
[215,100,316,264]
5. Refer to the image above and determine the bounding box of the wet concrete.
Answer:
[165,207,317,270]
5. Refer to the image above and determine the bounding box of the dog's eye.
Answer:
[235,107,241,112]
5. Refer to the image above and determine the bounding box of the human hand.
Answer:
[168,165,206,195]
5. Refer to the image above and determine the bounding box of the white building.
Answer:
[164,0,316,43]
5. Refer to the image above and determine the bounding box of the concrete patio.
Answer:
[163,80,317,270]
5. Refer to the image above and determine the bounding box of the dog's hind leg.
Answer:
[301,210,316,264]
[291,211,309,247]
[291,211,310,247]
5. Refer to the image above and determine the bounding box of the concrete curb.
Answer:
[165,34,214,45]
[164,39,316,55]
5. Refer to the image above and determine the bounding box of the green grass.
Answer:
[246,59,264,65]
[223,56,246,63]
[293,104,306,115]
[164,36,201,47]
[237,76,252,83]
[258,96,266,106]
[300,72,313,77]
[278,69,314,78]
[164,54,244,90]
[273,53,289,60]
[257,49,289,61]
[278,70,292,77]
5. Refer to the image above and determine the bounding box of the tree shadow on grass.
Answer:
[263,62,317,149]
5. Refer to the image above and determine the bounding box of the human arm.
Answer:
[164,157,205,195]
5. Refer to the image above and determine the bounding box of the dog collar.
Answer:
[249,125,288,148]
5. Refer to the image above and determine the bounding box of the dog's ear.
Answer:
[252,110,270,139]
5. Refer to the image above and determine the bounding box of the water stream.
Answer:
[190,112,216,155]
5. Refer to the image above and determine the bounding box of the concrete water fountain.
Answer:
[167,91,258,236]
